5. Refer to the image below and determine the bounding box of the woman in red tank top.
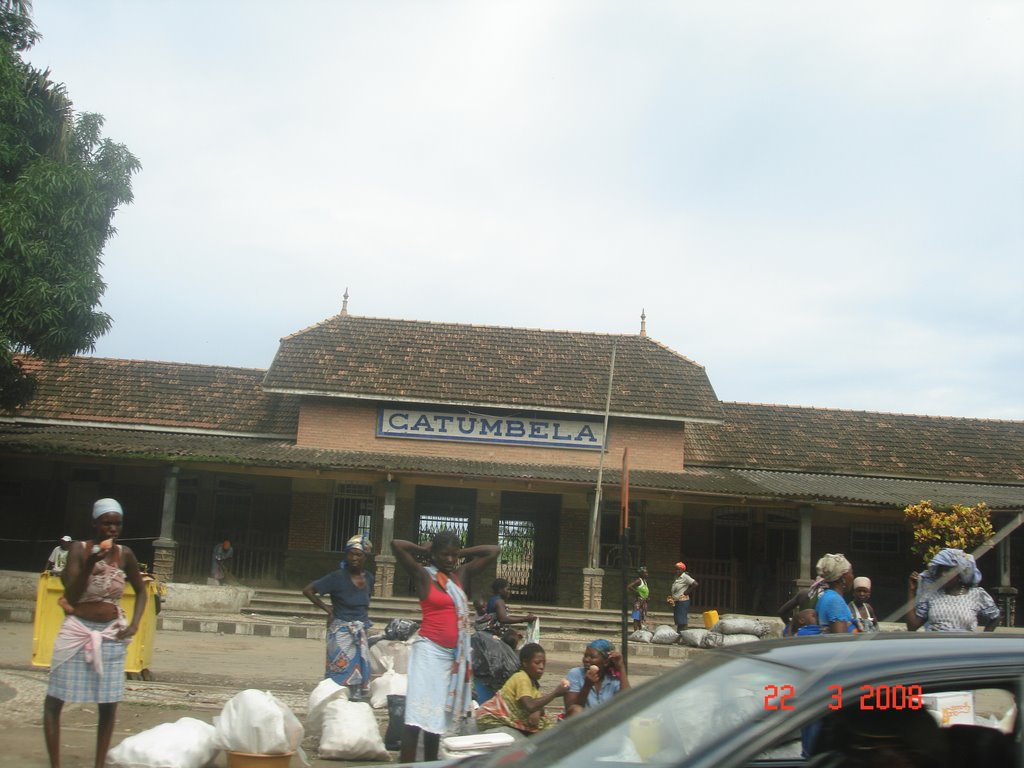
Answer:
[392,531,498,763]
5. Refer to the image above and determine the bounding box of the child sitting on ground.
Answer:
[476,642,569,735]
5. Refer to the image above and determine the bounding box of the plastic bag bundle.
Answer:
[384,618,420,641]
[676,628,710,648]
[107,717,217,768]
[213,689,305,758]
[306,678,349,736]
[318,699,391,761]
[651,624,679,644]
[470,631,521,690]
[370,639,412,675]
[712,618,771,637]
[629,629,654,643]
[369,659,408,709]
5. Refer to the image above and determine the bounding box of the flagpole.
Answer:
[588,341,617,572]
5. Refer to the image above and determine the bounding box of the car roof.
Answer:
[710,631,1024,678]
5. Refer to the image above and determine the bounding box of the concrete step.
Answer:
[246,589,680,635]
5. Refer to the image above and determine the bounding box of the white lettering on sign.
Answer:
[377,408,605,450]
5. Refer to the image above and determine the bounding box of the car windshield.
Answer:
[483,651,808,767]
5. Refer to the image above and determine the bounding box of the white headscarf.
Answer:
[92,498,123,519]
[816,553,852,583]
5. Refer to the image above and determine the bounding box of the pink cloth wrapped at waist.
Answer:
[51,615,125,676]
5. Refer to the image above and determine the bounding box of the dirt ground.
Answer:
[0,621,668,767]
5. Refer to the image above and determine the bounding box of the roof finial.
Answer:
[639,308,647,337]
[341,287,349,316]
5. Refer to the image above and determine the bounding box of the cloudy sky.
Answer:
[25,1,1024,420]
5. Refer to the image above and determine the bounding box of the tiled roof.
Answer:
[6,357,299,436]
[686,402,1024,484]
[263,315,724,423]
[3,424,1022,509]
[0,424,762,496]
[735,470,1024,510]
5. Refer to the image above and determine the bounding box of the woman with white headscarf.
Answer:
[814,553,855,634]
[906,548,1000,632]
[44,498,147,768]
[302,533,375,698]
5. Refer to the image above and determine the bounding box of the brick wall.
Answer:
[296,400,686,472]
[287,491,330,551]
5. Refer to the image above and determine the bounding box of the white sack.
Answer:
[629,629,654,643]
[712,618,771,637]
[651,624,679,644]
[676,628,710,648]
[107,717,217,768]
[318,699,390,761]
[369,668,408,709]
[213,689,305,759]
[700,632,761,648]
[306,678,349,736]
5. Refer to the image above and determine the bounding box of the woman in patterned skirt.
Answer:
[301,534,375,698]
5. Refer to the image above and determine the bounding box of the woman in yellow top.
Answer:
[476,643,569,735]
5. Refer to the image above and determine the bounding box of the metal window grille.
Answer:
[416,514,469,546]
[850,523,901,554]
[330,484,375,552]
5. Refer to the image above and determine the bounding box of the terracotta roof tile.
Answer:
[686,402,1024,483]
[8,356,298,436]
[264,315,723,422]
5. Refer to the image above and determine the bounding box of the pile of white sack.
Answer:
[106,689,308,768]
[630,617,775,649]
[307,679,390,761]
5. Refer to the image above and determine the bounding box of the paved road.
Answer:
[0,622,682,767]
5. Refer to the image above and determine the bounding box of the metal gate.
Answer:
[499,492,559,603]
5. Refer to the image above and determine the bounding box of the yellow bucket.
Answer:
[703,610,719,630]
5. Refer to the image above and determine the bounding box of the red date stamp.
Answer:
[763,684,924,711]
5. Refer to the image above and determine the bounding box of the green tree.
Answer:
[904,499,994,565]
[0,0,140,409]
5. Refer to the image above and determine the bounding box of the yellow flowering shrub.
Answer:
[904,500,994,565]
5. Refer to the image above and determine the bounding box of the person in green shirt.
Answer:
[627,566,651,631]
[476,643,569,735]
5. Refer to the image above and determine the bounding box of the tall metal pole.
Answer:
[587,342,618,570]
[620,447,631,667]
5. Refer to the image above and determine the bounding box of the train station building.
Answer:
[2,308,1023,622]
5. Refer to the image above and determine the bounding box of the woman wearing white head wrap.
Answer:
[44,497,147,768]
[906,549,1000,632]
[301,533,376,698]
[814,553,855,633]
[848,577,878,632]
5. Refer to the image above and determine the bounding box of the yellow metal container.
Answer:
[702,609,720,630]
[32,572,160,674]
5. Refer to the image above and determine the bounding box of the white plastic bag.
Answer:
[370,639,412,675]
[318,699,391,761]
[629,629,654,643]
[369,664,408,709]
[306,678,349,736]
[213,689,306,761]
[524,618,541,644]
[107,717,217,768]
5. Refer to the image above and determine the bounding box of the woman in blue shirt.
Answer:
[814,553,855,634]
[563,639,631,716]
[302,534,374,698]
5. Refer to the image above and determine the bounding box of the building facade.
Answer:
[3,313,1023,623]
